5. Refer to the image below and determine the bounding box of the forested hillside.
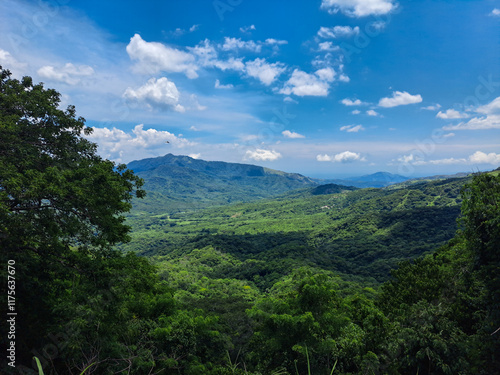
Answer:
[127,154,319,214]
[122,177,466,285]
[1,69,499,375]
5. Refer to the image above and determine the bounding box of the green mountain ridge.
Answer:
[321,171,410,188]
[123,170,469,285]
[127,154,319,214]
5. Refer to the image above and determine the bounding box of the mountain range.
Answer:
[127,154,430,214]
[127,154,317,214]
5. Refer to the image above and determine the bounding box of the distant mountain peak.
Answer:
[126,154,319,213]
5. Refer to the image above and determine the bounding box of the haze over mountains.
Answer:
[126,153,472,214]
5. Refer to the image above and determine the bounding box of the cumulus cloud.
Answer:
[378,91,423,108]
[37,63,94,85]
[245,58,286,85]
[340,124,364,132]
[126,34,198,78]
[282,130,305,138]
[188,39,218,66]
[317,25,360,38]
[85,124,195,162]
[421,104,441,111]
[320,0,396,17]
[189,153,201,159]
[123,77,185,112]
[396,151,500,166]
[366,109,381,116]
[436,109,469,119]
[490,8,500,16]
[280,67,336,97]
[215,79,233,89]
[318,41,341,52]
[469,151,500,164]
[221,37,261,52]
[244,148,282,161]
[351,109,361,115]
[341,98,366,106]
[443,96,500,130]
[317,151,365,163]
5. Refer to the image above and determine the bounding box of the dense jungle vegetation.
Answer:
[1,68,499,375]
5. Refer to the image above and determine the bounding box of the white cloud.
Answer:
[282,130,305,138]
[490,8,500,16]
[436,109,469,119]
[351,109,361,115]
[396,151,500,166]
[244,148,282,161]
[280,68,336,97]
[284,96,298,104]
[265,38,288,45]
[469,151,500,164]
[371,21,386,30]
[341,98,365,106]
[421,104,441,111]
[317,151,365,163]
[378,91,423,108]
[366,109,381,116]
[443,132,455,138]
[215,79,233,89]
[189,153,201,159]
[239,25,256,33]
[245,58,286,85]
[317,154,333,162]
[187,93,207,111]
[188,39,218,66]
[396,154,417,164]
[315,67,336,82]
[221,37,261,52]
[0,49,27,71]
[215,57,246,72]
[443,96,500,130]
[318,41,341,52]
[476,96,500,115]
[37,63,94,85]
[123,77,185,112]
[317,26,360,38]
[338,74,350,82]
[189,24,199,32]
[340,124,364,132]
[126,34,198,78]
[320,0,396,17]
[85,124,195,163]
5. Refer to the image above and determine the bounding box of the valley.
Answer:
[122,154,467,286]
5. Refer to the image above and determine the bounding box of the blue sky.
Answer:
[1,0,499,178]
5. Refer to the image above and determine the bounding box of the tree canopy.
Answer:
[0,66,145,371]
[0,66,145,255]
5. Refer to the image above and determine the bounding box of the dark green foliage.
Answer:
[122,176,466,285]
[2,69,500,374]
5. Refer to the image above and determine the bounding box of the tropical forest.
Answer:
[1,66,500,375]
